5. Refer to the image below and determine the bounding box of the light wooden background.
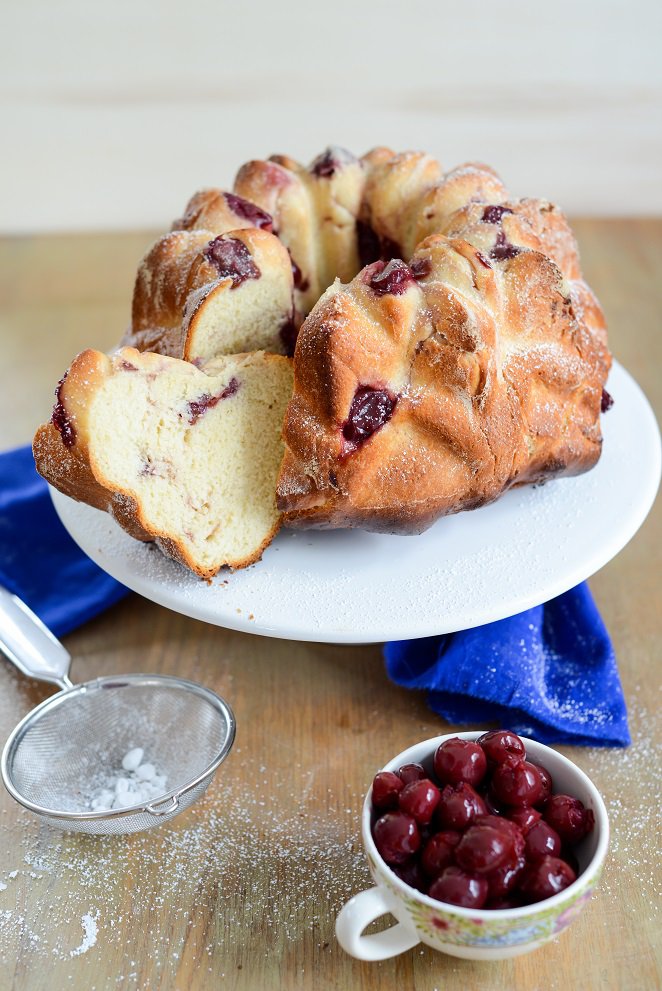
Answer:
[1,0,661,233]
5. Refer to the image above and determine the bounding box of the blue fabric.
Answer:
[384,584,630,747]
[0,445,129,638]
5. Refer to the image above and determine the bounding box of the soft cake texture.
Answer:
[34,348,293,576]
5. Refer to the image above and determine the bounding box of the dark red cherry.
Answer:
[371,771,405,811]
[310,146,357,177]
[519,856,576,904]
[428,867,488,909]
[373,812,420,865]
[397,763,426,785]
[51,373,76,448]
[395,761,428,785]
[491,759,543,807]
[287,250,309,292]
[420,831,461,878]
[543,795,595,845]
[203,236,260,288]
[474,816,525,857]
[368,259,416,296]
[223,192,273,231]
[435,782,487,831]
[525,820,562,860]
[342,386,397,454]
[534,764,553,806]
[489,230,520,261]
[477,730,526,766]
[398,779,440,825]
[486,855,526,900]
[481,204,513,224]
[433,738,487,788]
[410,256,432,280]
[484,790,507,817]
[393,857,428,893]
[456,825,517,875]
[601,388,614,413]
[279,318,298,357]
[506,806,542,833]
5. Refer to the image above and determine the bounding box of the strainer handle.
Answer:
[0,586,73,690]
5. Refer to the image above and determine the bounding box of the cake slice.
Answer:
[123,227,296,361]
[33,347,294,576]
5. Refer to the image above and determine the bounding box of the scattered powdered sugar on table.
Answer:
[69,909,99,957]
[0,749,368,980]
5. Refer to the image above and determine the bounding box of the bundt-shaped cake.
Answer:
[33,348,293,576]
[35,145,610,571]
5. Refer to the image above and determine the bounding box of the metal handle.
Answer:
[0,586,73,690]
[145,795,180,817]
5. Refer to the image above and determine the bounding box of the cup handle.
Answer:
[336,886,420,961]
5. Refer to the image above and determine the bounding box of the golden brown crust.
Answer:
[277,222,608,533]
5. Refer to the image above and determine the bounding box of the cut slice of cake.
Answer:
[33,347,294,576]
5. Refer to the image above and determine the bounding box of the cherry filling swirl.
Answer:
[185,378,239,424]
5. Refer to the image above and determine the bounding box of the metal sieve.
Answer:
[0,585,235,834]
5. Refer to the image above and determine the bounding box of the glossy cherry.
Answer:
[525,820,562,860]
[506,806,542,833]
[491,758,543,807]
[433,738,487,788]
[435,782,487,831]
[477,730,526,766]
[398,779,440,825]
[519,856,576,903]
[371,771,405,811]
[397,763,426,786]
[534,764,553,806]
[455,824,517,875]
[486,855,526,900]
[342,386,397,454]
[543,795,595,845]
[373,812,421,865]
[428,867,488,909]
[368,259,416,296]
[420,831,460,878]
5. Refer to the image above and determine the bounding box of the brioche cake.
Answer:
[34,146,611,572]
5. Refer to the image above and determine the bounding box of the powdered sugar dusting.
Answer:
[69,910,99,956]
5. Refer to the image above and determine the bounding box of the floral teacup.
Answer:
[336,731,609,961]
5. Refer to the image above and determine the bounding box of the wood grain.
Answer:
[0,223,660,990]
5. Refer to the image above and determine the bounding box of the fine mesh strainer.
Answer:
[0,585,235,834]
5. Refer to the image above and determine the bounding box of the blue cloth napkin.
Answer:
[0,445,129,638]
[385,584,630,746]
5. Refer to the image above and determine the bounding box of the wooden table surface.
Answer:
[0,222,660,991]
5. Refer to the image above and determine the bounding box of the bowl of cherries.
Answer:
[336,730,609,962]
